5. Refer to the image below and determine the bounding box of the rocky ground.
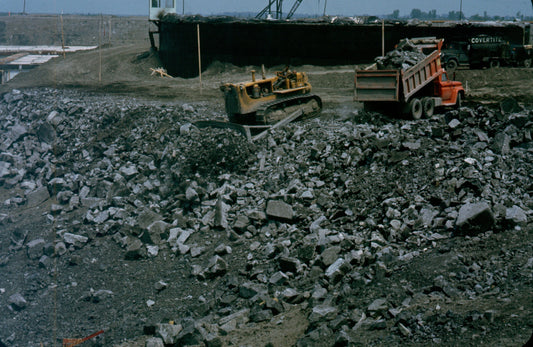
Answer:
[0,14,532,347]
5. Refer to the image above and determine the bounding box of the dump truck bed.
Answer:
[355,42,444,103]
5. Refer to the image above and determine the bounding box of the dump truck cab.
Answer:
[434,72,464,107]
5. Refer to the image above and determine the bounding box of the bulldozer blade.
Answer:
[194,120,270,142]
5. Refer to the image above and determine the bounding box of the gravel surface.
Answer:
[0,14,532,347]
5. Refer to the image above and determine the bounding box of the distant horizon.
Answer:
[0,10,532,20]
[0,0,531,18]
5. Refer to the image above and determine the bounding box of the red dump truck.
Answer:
[354,38,465,119]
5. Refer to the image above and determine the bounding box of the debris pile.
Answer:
[0,89,532,346]
[375,38,428,70]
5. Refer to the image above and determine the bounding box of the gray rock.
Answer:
[147,220,169,245]
[233,215,250,232]
[278,256,301,273]
[325,258,351,284]
[0,161,11,178]
[419,207,438,228]
[248,210,267,223]
[398,322,412,337]
[310,215,327,233]
[500,97,521,114]
[1,124,27,150]
[190,246,205,257]
[311,285,328,301]
[448,119,461,129]
[320,246,341,267]
[26,238,45,260]
[54,242,67,256]
[63,233,89,248]
[266,200,294,222]
[281,288,302,304]
[185,186,199,201]
[269,271,289,285]
[239,282,267,299]
[309,305,338,322]
[26,186,50,207]
[46,110,63,125]
[8,293,27,310]
[250,309,273,322]
[491,132,511,155]
[93,210,110,224]
[119,164,138,178]
[505,205,528,227]
[367,298,388,315]
[37,122,56,143]
[156,323,183,345]
[214,198,229,229]
[145,337,165,347]
[455,202,495,233]
[214,244,231,255]
[205,255,227,278]
[137,209,163,229]
[125,238,145,260]
[218,308,250,327]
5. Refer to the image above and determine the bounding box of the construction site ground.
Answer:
[0,15,532,347]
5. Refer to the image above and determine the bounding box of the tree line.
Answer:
[387,9,533,21]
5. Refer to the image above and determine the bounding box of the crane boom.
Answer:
[256,0,304,19]
[287,0,303,19]
[256,0,278,19]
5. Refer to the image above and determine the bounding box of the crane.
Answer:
[256,0,304,19]
[286,0,304,19]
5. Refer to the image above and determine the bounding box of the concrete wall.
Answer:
[159,17,530,78]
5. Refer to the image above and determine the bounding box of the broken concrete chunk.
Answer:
[26,238,45,260]
[156,323,183,345]
[491,132,511,155]
[147,220,170,245]
[26,186,50,207]
[145,337,165,347]
[37,122,56,143]
[266,200,294,222]
[455,201,495,233]
[505,205,528,227]
[8,293,27,310]
[63,233,89,248]
[309,305,338,322]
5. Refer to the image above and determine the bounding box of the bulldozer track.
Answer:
[255,93,322,124]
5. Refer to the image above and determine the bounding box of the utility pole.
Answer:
[182,0,184,15]
[459,0,463,20]
[23,0,26,14]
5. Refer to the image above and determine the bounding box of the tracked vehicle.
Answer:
[220,66,322,125]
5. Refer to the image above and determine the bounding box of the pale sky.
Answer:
[1,0,532,17]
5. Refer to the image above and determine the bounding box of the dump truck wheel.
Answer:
[408,98,423,120]
[490,60,500,68]
[446,59,458,73]
[422,98,435,118]
[524,59,532,68]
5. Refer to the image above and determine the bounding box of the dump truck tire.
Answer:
[422,98,435,118]
[524,59,532,68]
[490,60,500,68]
[408,98,423,120]
[446,59,458,73]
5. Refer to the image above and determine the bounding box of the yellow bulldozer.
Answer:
[220,66,322,125]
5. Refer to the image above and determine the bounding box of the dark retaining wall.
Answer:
[158,16,531,78]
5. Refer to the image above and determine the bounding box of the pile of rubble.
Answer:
[0,88,532,346]
[375,38,428,70]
